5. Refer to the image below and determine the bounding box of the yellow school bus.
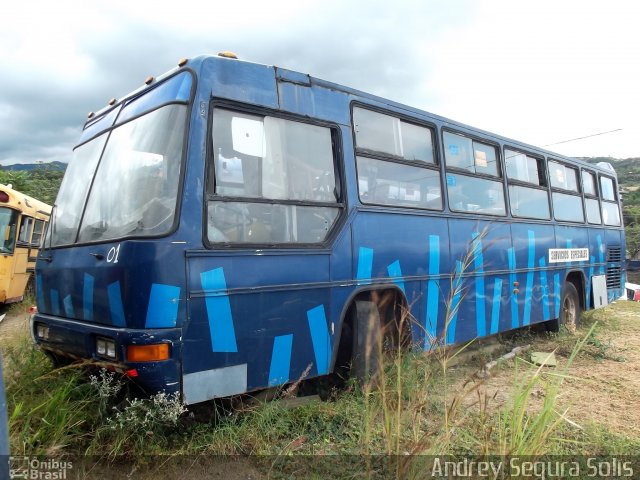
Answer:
[0,184,51,304]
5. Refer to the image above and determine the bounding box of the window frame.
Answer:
[441,128,506,217]
[205,101,346,248]
[352,103,443,212]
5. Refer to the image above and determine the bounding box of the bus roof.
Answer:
[84,54,618,178]
[0,184,52,219]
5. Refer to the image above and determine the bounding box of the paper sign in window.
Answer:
[474,150,488,167]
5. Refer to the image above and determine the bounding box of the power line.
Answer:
[543,128,623,147]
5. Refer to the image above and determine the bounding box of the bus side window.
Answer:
[31,219,46,246]
[17,216,34,245]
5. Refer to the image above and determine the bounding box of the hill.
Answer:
[0,161,67,172]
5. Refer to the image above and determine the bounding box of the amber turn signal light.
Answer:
[127,343,170,362]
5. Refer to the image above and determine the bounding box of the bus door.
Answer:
[184,250,333,404]
[181,106,343,404]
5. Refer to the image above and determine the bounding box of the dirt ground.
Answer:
[0,305,32,350]
[461,299,640,437]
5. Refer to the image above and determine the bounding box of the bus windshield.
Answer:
[51,104,187,245]
[0,208,18,254]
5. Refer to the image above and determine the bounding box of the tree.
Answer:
[626,225,640,259]
[0,168,64,206]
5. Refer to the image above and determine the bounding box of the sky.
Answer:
[2,0,640,166]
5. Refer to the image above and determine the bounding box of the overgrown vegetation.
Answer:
[0,167,64,205]
[3,301,639,477]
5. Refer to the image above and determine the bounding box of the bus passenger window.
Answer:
[356,157,442,209]
[600,176,620,226]
[504,148,550,219]
[353,107,434,163]
[443,132,499,177]
[0,208,18,254]
[447,174,505,215]
[443,132,505,216]
[209,109,342,244]
[31,219,45,246]
[18,216,34,244]
[549,161,578,191]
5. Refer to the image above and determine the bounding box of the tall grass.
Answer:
[2,296,635,478]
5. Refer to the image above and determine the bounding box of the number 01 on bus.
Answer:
[33,54,625,404]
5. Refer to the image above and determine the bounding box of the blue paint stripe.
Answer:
[356,247,374,284]
[586,255,595,308]
[523,230,535,326]
[307,305,330,375]
[597,235,604,274]
[50,289,60,316]
[554,273,561,318]
[201,268,237,352]
[490,278,503,335]
[35,273,44,311]
[425,235,440,348]
[508,248,519,329]
[63,295,74,318]
[426,280,439,347]
[268,334,293,387]
[107,281,126,327]
[447,261,463,345]
[145,283,181,329]
[539,258,550,321]
[428,235,440,275]
[472,232,486,337]
[387,260,406,293]
[83,273,94,321]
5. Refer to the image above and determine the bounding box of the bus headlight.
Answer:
[36,324,49,340]
[96,337,117,359]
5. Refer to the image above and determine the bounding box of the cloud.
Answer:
[1,0,638,167]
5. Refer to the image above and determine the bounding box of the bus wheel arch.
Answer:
[547,271,585,333]
[333,286,412,383]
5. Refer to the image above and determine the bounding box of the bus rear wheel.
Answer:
[350,291,409,385]
[559,282,581,333]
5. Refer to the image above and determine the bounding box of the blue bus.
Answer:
[33,53,625,404]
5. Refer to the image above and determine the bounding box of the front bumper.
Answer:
[31,313,182,396]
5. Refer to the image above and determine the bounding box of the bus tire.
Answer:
[559,282,581,333]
